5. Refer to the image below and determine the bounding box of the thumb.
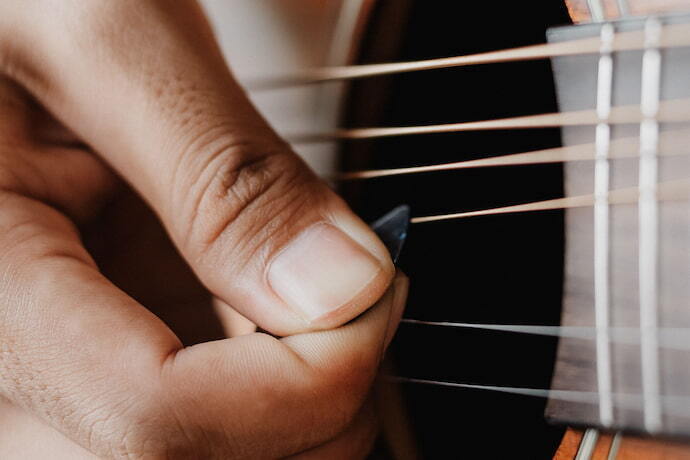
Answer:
[0,0,394,335]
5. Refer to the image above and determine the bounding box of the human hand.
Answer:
[0,1,405,457]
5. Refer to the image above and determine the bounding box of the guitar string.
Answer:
[587,0,606,23]
[384,376,690,419]
[371,139,690,420]
[287,98,690,144]
[344,61,690,417]
[409,179,690,224]
[282,10,690,439]
[399,319,690,351]
[270,14,690,430]
[245,23,690,90]
[334,129,690,181]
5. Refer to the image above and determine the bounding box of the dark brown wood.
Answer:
[546,9,690,449]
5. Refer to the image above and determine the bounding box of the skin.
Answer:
[0,1,407,458]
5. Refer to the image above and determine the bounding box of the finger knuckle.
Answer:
[178,138,319,264]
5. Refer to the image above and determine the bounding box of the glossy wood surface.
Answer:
[565,0,690,23]
[556,428,690,459]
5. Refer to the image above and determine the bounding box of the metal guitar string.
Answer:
[615,0,630,17]
[287,98,690,144]
[245,23,690,89]
[335,129,690,181]
[399,319,690,351]
[261,11,690,435]
[337,33,690,422]
[408,179,690,224]
[385,376,690,419]
[587,0,606,22]
[576,429,601,460]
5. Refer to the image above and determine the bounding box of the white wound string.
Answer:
[385,377,690,418]
[587,0,606,22]
[638,17,663,434]
[401,319,604,340]
[387,376,601,405]
[409,179,690,224]
[335,129,690,181]
[399,319,690,350]
[594,22,615,428]
[575,428,600,460]
[288,98,690,144]
[607,431,623,460]
[616,0,630,17]
[246,24,690,89]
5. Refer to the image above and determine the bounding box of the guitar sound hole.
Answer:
[339,1,573,457]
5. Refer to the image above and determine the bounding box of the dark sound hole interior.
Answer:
[339,1,572,457]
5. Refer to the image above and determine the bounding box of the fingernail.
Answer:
[268,223,383,322]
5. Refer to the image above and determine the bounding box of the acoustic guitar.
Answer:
[205,0,690,457]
